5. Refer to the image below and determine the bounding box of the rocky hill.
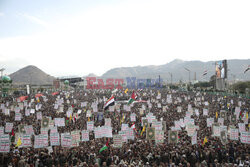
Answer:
[9,65,55,85]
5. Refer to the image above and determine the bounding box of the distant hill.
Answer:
[102,59,250,82]
[9,65,55,85]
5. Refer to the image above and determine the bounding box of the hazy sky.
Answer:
[0,0,249,77]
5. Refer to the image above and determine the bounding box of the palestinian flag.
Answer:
[104,95,115,110]
[128,91,137,105]
[99,141,109,153]
[203,70,208,76]
[244,65,250,74]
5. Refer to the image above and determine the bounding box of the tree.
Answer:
[232,81,250,94]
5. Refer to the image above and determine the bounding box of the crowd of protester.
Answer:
[0,88,249,167]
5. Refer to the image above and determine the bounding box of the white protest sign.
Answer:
[15,113,22,121]
[0,134,10,152]
[81,130,89,142]
[61,133,72,147]
[191,132,197,145]
[240,132,250,144]
[21,135,32,148]
[5,123,13,133]
[87,121,94,131]
[113,135,123,148]
[36,112,42,120]
[50,133,60,146]
[24,125,34,135]
[229,128,239,140]
[55,118,65,127]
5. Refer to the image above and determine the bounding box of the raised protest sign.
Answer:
[15,112,22,121]
[36,112,42,120]
[229,128,239,140]
[34,134,48,148]
[61,133,72,147]
[50,126,58,134]
[113,135,123,148]
[87,121,94,131]
[0,127,4,135]
[5,123,13,133]
[81,130,89,142]
[55,118,65,127]
[21,135,32,148]
[0,134,10,153]
[71,130,81,145]
[155,130,164,144]
[186,124,196,137]
[191,132,197,145]
[240,132,250,144]
[130,113,136,122]
[50,133,60,146]
[105,118,111,127]
[24,125,34,135]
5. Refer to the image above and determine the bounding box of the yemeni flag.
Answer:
[203,70,208,76]
[99,141,109,153]
[244,65,250,74]
[128,91,137,105]
[104,95,115,110]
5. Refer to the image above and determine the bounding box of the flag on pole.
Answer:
[16,137,22,147]
[202,136,208,146]
[128,91,137,105]
[141,126,146,136]
[104,95,115,110]
[203,70,208,76]
[131,123,135,130]
[99,140,109,153]
[244,65,250,73]
[120,114,125,124]
[124,88,128,94]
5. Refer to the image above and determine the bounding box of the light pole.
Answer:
[169,72,173,85]
[184,67,191,84]
[0,68,5,77]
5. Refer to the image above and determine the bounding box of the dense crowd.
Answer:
[0,88,249,167]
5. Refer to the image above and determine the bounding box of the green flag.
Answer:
[128,91,137,105]
[99,141,109,153]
